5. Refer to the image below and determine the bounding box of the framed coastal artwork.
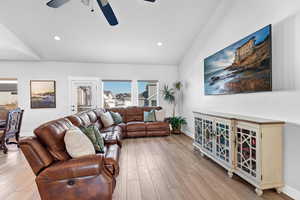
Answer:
[204,25,272,95]
[30,80,56,109]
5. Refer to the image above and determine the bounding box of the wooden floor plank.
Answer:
[0,135,293,200]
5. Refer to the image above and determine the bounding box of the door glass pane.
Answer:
[138,81,158,107]
[236,127,258,178]
[103,81,132,108]
[77,86,92,112]
[215,122,231,163]
[195,118,203,145]
[203,119,213,154]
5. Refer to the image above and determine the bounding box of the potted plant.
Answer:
[161,81,187,134]
[169,116,187,134]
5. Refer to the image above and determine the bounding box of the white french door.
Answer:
[69,77,101,114]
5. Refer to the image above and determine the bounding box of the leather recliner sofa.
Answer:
[20,106,170,200]
[106,106,170,137]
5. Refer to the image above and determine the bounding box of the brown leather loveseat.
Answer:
[20,106,170,200]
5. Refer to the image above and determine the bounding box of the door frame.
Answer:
[68,77,101,114]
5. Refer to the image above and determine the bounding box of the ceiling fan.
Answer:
[45,0,156,26]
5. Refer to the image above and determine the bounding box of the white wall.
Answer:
[178,0,300,199]
[0,61,178,136]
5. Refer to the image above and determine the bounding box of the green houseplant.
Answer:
[169,116,187,134]
[161,81,187,134]
[161,85,175,116]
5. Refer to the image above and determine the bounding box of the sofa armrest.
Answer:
[38,154,110,181]
[103,144,120,177]
[20,137,54,175]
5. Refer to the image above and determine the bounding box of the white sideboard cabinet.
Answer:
[193,111,284,196]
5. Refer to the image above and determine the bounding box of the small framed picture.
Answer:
[30,80,56,109]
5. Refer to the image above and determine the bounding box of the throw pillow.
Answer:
[64,127,95,158]
[100,112,114,128]
[109,111,123,125]
[155,109,166,121]
[144,110,156,122]
[80,125,105,153]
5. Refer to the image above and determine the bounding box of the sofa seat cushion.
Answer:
[100,131,122,148]
[146,122,169,131]
[101,125,121,133]
[126,131,147,137]
[117,123,126,132]
[126,121,146,132]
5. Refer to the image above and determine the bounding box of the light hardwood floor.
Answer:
[0,135,293,200]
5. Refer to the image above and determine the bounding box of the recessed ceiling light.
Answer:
[157,42,163,46]
[54,36,61,41]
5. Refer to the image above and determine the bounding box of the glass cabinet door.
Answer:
[215,121,231,166]
[236,125,259,181]
[203,118,214,155]
[194,118,203,146]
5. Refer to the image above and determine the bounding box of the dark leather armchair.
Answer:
[0,108,24,153]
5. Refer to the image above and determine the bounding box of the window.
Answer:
[0,79,18,110]
[138,81,158,107]
[103,81,132,108]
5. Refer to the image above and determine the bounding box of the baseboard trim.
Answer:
[182,130,194,138]
[283,185,300,200]
[21,131,34,137]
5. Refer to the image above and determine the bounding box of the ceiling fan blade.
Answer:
[144,0,156,2]
[99,0,109,6]
[46,0,70,8]
[96,0,118,26]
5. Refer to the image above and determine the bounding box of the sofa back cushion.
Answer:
[107,106,162,123]
[34,118,74,161]
[124,107,144,122]
[67,109,104,130]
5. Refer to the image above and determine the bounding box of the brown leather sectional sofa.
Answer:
[20,106,170,200]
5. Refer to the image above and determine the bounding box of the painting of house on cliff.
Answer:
[204,25,272,95]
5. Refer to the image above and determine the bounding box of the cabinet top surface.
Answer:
[193,110,285,125]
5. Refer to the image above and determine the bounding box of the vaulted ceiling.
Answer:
[0,0,221,64]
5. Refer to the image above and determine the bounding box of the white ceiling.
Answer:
[0,0,221,65]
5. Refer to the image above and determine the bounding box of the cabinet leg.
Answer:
[255,188,263,196]
[200,152,205,157]
[276,187,283,194]
[227,171,233,178]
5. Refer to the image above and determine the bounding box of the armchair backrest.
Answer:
[4,108,24,138]
[34,118,74,161]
